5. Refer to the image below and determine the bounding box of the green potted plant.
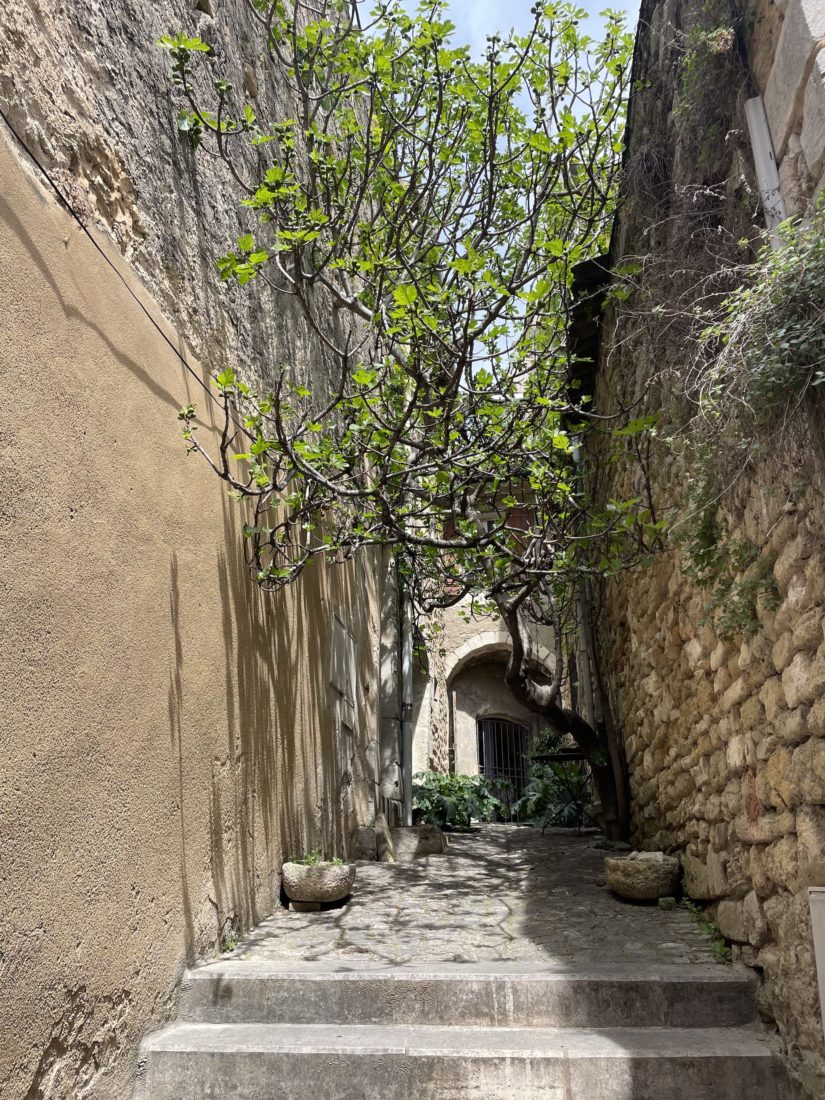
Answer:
[281,850,356,911]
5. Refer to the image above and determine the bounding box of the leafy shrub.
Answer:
[673,206,825,639]
[412,771,503,831]
[513,731,594,829]
[701,202,825,419]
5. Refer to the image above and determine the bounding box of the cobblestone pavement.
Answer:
[234,826,717,967]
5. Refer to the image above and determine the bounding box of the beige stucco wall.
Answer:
[451,662,543,776]
[0,128,380,1100]
[411,601,555,776]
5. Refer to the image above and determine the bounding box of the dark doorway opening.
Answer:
[477,717,530,819]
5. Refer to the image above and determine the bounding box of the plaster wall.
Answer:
[451,662,543,776]
[0,124,380,1100]
[0,4,387,1094]
[410,600,555,777]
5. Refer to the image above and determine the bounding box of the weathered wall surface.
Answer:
[0,0,312,379]
[594,1,825,1095]
[0,124,380,1100]
[0,2,383,1097]
[451,662,543,776]
[757,0,825,211]
[411,602,555,776]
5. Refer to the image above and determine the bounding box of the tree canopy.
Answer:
[161,0,656,835]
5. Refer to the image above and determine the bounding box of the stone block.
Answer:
[763,834,800,892]
[350,826,377,861]
[759,676,785,722]
[388,825,445,861]
[710,641,728,672]
[716,898,747,943]
[683,637,703,669]
[792,607,825,651]
[762,746,798,809]
[797,805,825,885]
[721,778,744,818]
[682,847,728,900]
[776,706,810,746]
[725,844,753,900]
[774,575,811,633]
[809,697,825,735]
[774,533,813,591]
[721,676,750,713]
[726,734,755,776]
[734,809,795,844]
[743,890,770,948]
[781,650,825,709]
[791,739,825,803]
[749,845,773,898]
[771,631,796,674]
[764,892,792,941]
[765,0,825,156]
[740,694,765,730]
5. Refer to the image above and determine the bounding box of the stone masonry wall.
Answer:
[593,1,825,1095]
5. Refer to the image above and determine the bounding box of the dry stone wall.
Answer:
[594,1,825,1095]
[761,0,825,209]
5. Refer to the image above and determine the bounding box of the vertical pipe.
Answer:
[744,96,787,245]
[570,442,597,730]
[401,586,414,826]
[576,582,597,731]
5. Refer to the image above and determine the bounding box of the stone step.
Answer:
[178,959,757,1029]
[135,1021,785,1099]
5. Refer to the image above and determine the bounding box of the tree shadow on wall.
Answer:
[165,479,370,957]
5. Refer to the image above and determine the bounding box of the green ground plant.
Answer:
[513,730,594,829]
[288,850,345,865]
[682,900,732,963]
[412,771,503,831]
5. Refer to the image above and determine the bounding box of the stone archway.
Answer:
[444,629,555,687]
[443,629,554,777]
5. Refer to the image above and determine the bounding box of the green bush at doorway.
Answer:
[411,771,503,831]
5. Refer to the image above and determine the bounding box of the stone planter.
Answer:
[281,861,356,911]
[386,825,446,863]
[604,851,680,901]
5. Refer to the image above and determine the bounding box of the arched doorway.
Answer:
[476,716,531,818]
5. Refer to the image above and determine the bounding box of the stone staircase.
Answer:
[133,828,788,1098]
[134,958,785,1098]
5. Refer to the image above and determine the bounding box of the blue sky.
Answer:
[440,0,640,56]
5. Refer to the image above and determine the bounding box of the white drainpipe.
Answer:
[744,96,787,246]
